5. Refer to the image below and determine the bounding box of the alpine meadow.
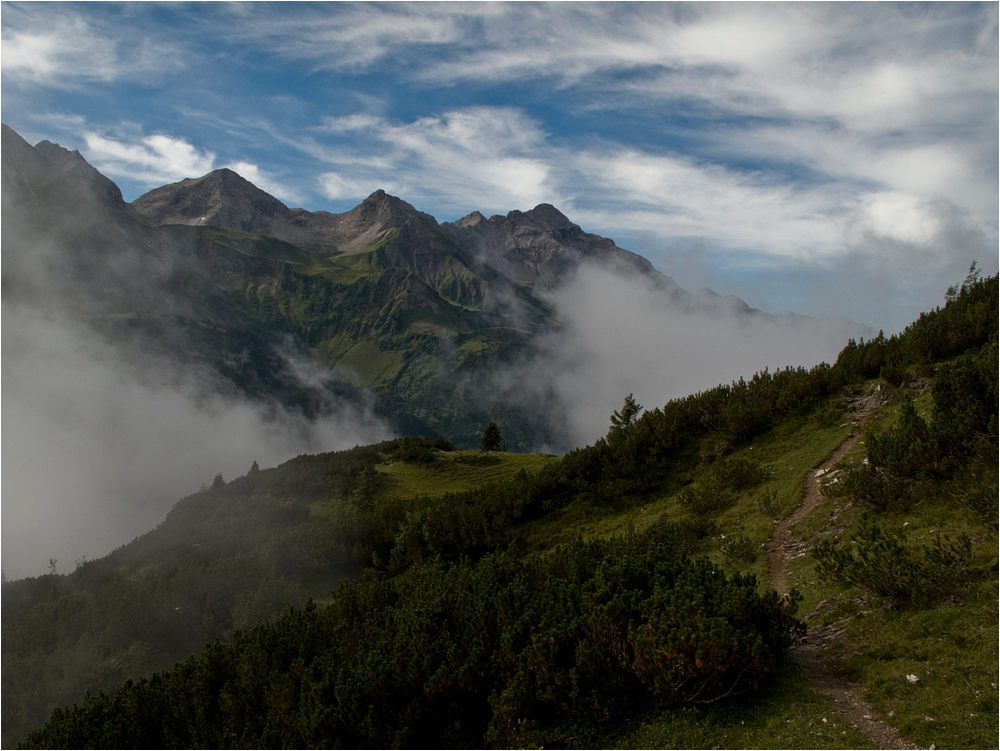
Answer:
[2,3,998,749]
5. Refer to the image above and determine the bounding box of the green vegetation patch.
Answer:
[20,531,803,750]
[377,449,557,499]
[838,587,998,749]
[613,664,875,749]
[336,339,405,383]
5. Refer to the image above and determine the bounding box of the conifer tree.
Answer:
[609,393,643,433]
[481,420,506,452]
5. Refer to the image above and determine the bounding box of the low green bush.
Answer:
[21,533,803,749]
[720,534,760,565]
[812,521,975,606]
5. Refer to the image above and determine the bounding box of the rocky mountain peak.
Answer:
[131,168,290,231]
[440,200,651,288]
[453,210,486,228]
[515,203,575,230]
[32,139,126,204]
[355,189,417,224]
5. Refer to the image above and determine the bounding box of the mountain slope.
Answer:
[10,122,821,451]
[3,125,557,444]
[7,272,996,749]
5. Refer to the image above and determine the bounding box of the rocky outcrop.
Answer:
[131,175,426,257]
[441,204,656,289]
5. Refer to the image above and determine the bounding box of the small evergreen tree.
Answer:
[481,421,506,452]
[610,393,643,433]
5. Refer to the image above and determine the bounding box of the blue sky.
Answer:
[3,1,997,332]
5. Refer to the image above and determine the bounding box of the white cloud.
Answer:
[857,192,942,247]
[506,262,867,448]
[82,130,216,187]
[561,145,857,265]
[224,160,302,205]
[318,171,383,201]
[231,3,471,71]
[316,108,560,214]
[1,16,119,85]
[321,113,386,133]
[2,307,392,580]
[0,6,184,88]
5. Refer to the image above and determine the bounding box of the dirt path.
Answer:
[765,428,919,750]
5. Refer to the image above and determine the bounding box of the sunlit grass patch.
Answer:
[612,663,876,749]
[378,450,556,499]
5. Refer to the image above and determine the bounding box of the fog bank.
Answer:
[506,263,871,450]
[2,308,392,580]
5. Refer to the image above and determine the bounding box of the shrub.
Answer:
[22,535,804,750]
[714,456,770,492]
[812,521,975,606]
[678,482,734,516]
[720,534,759,565]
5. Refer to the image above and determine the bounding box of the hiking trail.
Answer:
[765,396,919,750]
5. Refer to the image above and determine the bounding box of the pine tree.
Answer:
[481,421,506,452]
[609,393,643,433]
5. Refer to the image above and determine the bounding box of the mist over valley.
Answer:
[2,123,871,579]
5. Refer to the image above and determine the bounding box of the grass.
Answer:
[838,583,998,749]
[376,450,558,499]
[786,487,1000,749]
[512,402,854,579]
[611,663,876,749]
[336,339,405,383]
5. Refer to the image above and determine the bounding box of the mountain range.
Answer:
[2,122,777,449]
[3,122,996,750]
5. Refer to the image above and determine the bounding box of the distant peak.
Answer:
[454,210,486,228]
[363,189,413,208]
[530,203,572,223]
[197,168,252,185]
[356,189,416,221]
[505,202,575,230]
[173,169,283,207]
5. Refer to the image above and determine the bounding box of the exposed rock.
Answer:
[441,203,656,289]
[34,140,129,206]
